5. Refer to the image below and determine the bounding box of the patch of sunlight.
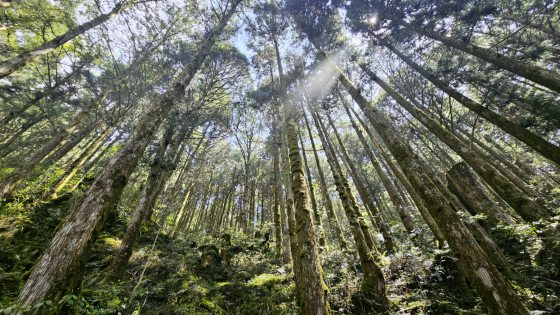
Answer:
[248,273,286,287]
[217,281,231,287]
[200,298,223,312]
[101,236,122,249]
[403,300,427,312]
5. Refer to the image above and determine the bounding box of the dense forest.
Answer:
[0,0,559,314]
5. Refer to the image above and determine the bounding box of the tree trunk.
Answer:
[0,1,128,78]
[359,64,551,222]
[16,3,241,309]
[273,33,329,314]
[272,105,285,256]
[447,162,518,227]
[107,114,192,279]
[310,105,388,307]
[170,186,193,238]
[334,61,530,314]
[298,126,327,248]
[381,40,560,166]
[348,105,447,247]
[49,127,112,198]
[399,21,560,93]
[323,109,393,254]
[302,109,348,251]
[339,92,422,243]
[69,131,123,191]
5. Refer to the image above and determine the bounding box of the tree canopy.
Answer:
[0,0,559,314]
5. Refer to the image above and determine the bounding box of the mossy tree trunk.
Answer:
[302,109,348,251]
[16,2,241,309]
[323,109,394,254]
[273,32,329,314]
[298,126,327,248]
[107,113,193,279]
[359,64,551,223]
[347,105,447,247]
[381,39,560,166]
[447,161,518,228]
[272,103,285,256]
[338,93,424,244]
[335,63,530,315]
[310,105,388,307]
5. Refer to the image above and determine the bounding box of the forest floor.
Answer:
[0,194,558,314]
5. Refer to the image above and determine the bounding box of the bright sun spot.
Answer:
[349,35,361,47]
[366,14,378,26]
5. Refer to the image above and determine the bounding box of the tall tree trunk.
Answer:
[398,21,560,93]
[298,126,327,248]
[322,109,393,254]
[447,162,518,228]
[0,1,129,78]
[380,40,560,166]
[339,93,421,243]
[107,114,192,279]
[454,126,533,185]
[302,109,348,251]
[272,150,284,254]
[310,105,388,307]
[359,64,551,222]
[69,131,123,191]
[273,34,329,314]
[333,59,530,314]
[49,127,112,198]
[347,105,446,247]
[272,106,284,256]
[170,185,194,238]
[16,3,241,309]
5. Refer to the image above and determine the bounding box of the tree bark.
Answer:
[347,105,447,247]
[399,21,560,93]
[339,92,422,243]
[16,2,241,309]
[381,40,560,166]
[310,105,388,307]
[107,113,192,279]
[272,104,285,256]
[334,60,530,314]
[0,1,128,78]
[273,33,329,314]
[447,162,518,228]
[298,126,327,248]
[359,64,551,222]
[323,108,393,254]
[302,109,348,251]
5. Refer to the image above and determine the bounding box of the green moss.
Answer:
[101,237,122,249]
[200,298,223,313]
[403,300,427,312]
[107,298,122,308]
[248,273,286,287]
